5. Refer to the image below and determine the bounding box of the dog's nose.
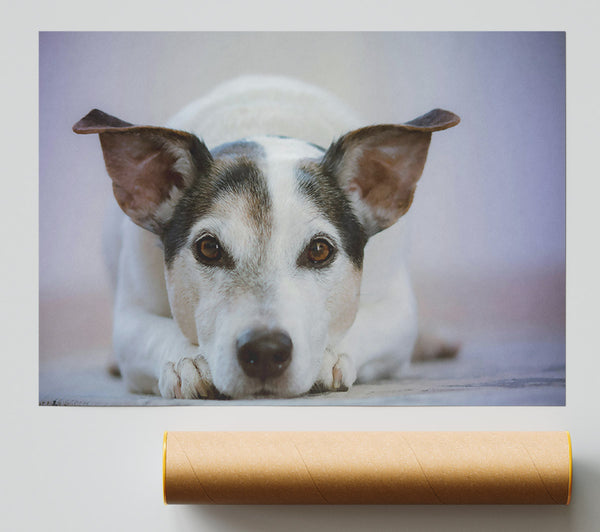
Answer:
[236,328,293,380]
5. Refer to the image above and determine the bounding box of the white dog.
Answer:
[73,76,459,399]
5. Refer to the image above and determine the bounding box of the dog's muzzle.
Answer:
[236,328,293,381]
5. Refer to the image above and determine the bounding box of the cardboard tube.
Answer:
[163,431,572,505]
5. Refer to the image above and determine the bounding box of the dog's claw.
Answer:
[314,351,356,393]
[332,364,342,389]
[159,356,218,399]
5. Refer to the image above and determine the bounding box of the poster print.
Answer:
[39,32,565,405]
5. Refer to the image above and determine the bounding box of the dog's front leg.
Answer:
[107,215,221,400]
[107,219,219,399]
[113,305,219,399]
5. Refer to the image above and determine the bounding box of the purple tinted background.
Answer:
[39,32,565,365]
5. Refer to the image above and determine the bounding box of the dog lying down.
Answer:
[73,76,460,399]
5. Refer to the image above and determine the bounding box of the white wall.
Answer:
[5,4,597,530]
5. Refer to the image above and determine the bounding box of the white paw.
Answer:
[158,355,219,399]
[313,350,357,393]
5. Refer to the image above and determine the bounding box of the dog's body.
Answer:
[75,76,459,399]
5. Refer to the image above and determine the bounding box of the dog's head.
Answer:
[74,108,459,398]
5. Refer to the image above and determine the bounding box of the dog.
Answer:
[73,76,460,399]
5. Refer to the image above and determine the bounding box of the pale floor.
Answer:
[39,269,565,406]
[39,339,564,406]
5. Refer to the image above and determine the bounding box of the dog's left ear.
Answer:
[73,109,212,234]
[322,109,460,236]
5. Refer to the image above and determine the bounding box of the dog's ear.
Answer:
[73,109,212,234]
[322,109,460,236]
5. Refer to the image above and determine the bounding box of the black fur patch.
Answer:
[296,162,367,268]
[210,139,265,159]
[162,141,270,266]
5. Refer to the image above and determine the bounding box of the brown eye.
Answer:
[307,238,334,265]
[194,235,222,264]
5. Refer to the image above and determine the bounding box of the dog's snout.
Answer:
[236,328,293,380]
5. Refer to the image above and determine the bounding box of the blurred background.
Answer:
[39,32,565,403]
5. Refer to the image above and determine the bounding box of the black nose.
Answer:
[236,328,293,380]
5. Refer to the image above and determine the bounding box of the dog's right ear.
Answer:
[73,109,212,234]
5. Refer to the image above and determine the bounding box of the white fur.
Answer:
[107,76,418,398]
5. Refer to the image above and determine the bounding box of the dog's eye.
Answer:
[308,239,332,263]
[300,237,335,268]
[194,235,223,264]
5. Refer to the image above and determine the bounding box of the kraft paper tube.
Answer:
[163,431,572,505]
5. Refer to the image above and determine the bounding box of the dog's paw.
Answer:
[159,356,220,399]
[312,351,357,393]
